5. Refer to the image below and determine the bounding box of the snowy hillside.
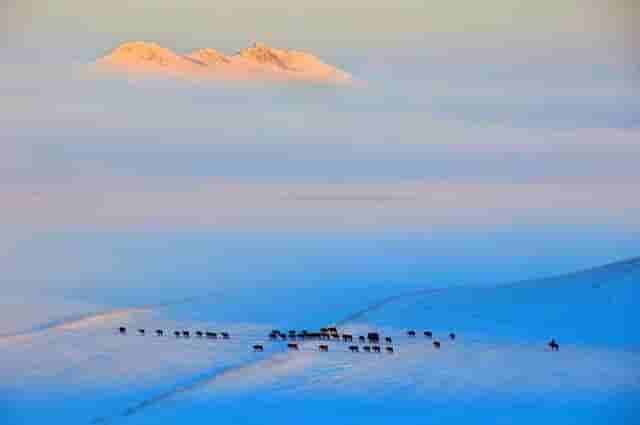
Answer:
[1,258,638,424]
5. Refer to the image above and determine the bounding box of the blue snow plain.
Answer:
[1,257,638,424]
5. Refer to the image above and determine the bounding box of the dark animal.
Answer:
[548,339,559,351]
[319,345,329,352]
[321,332,330,340]
[358,336,366,343]
[367,332,380,343]
[253,344,264,352]
[271,329,281,335]
[118,327,126,334]
[449,333,456,340]
[280,334,287,340]
[182,331,190,338]
[221,332,230,339]
[156,329,163,336]
[269,332,278,340]
[349,345,359,352]
[287,343,299,351]
[424,331,432,338]
[320,328,329,333]
[372,345,381,353]
[328,327,338,333]
[342,334,353,342]
[385,337,392,344]
[174,331,180,337]
[363,346,371,352]
[297,333,306,339]
[289,330,297,335]
[195,331,203,338]
[138,329,145,335]
[206,331,217,339]
[407,330,416,337]
[385,346,394,354]
[433,341,441,349]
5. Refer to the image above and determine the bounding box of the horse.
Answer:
[118,327,126,334]
[407,330,416,337]
[328,327,338,333]
[174,331,181,337]
[253,344,264,352]
[372,345,381,353]
[195,331,203,338]
[358,336,366,343]
[433,341,441,349]
[367,332,380,343]
[424,331,432,338]
[385,337,392,344]
[221,332,230,339]
[385,346,394,354]
[155,329,163,336]
[362,346,371,352]
[548,339,559,351]
[342,334,353,342]
[206,332,217,339]
[349,345,359,352]
[138,329,145,336]
[287,343,299,351]
[319,345,329,352]
[182,331,190,338]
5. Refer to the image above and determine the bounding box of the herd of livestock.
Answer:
[117,325,560,353]
[252,327,455,354]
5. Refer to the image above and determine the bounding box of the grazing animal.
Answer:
[297,333,306,339]
[358,336,366,343]
[206,331,217,339]
[433,341,441,349]
[385,346,394,354]
[319,345,329,352]
[221,332,230,339]
[138,329,145,335]
[195,331,203,338]
[385,337,392,344]
[253,344,264,352]
[174,331,181,337]
[424,331,432,338]
[548,339,559,351]
[349,345,359,352]
[449,333,456,340]
[342,334,353,342]
[372,345,381,353]
[118,327,126,334]
[407,330,416,337]
[156,329,163,336]
[269,332,278,340]
[280,334,287,340]
[271,329,281,335]
[321,332,330,340]
[320,328,329,333]
[287,343,299,351]
[367,332,380,343]
[182,331,190,338]
[363,346,371,352]
[328,327,338,333]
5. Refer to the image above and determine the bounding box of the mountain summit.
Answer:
[93,41,354,85]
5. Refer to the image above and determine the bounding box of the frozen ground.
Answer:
[1,258,638,424]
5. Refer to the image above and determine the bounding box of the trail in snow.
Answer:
[90,353,291,425]
[0,291,224,343]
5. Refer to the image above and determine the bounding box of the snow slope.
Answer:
[1,258,638,424]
